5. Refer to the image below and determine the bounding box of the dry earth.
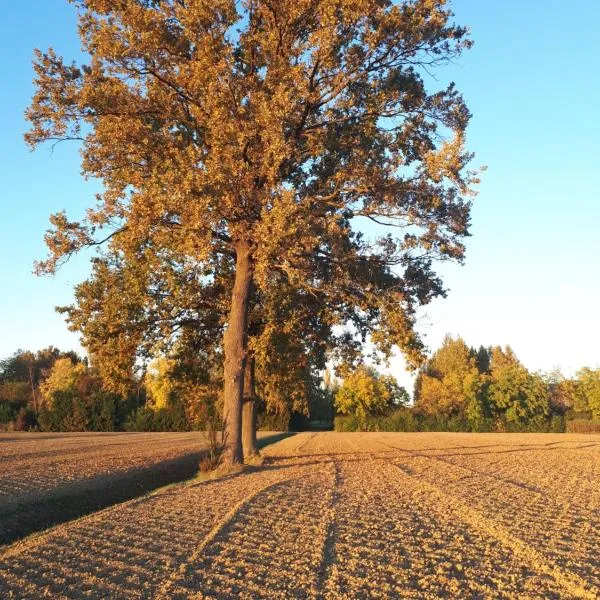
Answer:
[0,432,278,545]
[1,432,598,599]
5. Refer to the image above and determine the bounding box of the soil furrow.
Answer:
[159,464,335,599]
[386,460,597,599]
[387,450,599,586]
[1,432,598,599]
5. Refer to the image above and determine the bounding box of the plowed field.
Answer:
[1,432,598,599]
[0,432,278,545]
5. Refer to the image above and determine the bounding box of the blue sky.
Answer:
[1,1,599,387]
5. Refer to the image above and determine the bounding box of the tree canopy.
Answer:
[335,365,408,421]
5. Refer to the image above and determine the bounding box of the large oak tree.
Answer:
[27,0,478,466]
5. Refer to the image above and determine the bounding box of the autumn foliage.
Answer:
[27,0,480,464]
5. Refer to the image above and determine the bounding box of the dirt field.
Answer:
[1,432,598,599]
[0,432,278,545]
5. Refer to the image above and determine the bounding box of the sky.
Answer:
[1,1,599,391]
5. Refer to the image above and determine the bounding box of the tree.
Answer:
[0,347,82,412]
[145,357,178,411]
[28,0,477,466]
[471,345,491,374]
[544,368,577,415]
[39,357,87,405]
[488,346,549,427]
[414,335,484,425]
[60,242,335,450]
[576,368,600,420]
[335,365,407,422]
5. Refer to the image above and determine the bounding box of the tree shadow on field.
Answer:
[0,432,295,548]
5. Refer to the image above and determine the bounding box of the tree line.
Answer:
[334,336,600,433]
[0,346,324,433]
[3,336,598,435]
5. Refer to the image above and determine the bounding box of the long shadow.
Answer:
[0,432,294,548]
[257,431,296,449]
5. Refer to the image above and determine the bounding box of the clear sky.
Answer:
[1,1,599,390]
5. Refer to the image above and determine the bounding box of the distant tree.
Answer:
[544,368,577,415]
[0,350,38,390]
[145,357,177,411]
[472,345,491,374]
[39,358,87,405]
[415,335,485,425]
[0,381,31,407]
[488,346,549,427]
[0,347,85,416]
[576,368,600,420]
[335,365,407,422]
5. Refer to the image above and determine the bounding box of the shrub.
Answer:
[87,391,120,431]
[124,406,156,431]
[333,409,565,433]
[0,401,17,424]
[289,411,310,431]
[14,407,37,431]
[257,410,290,431]
[124,399,190,432]
[566,419,600,434]
[549,415,566,433]
[333,415,361,432]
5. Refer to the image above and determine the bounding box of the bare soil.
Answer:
[1,432,598,599]
[0,431,281,546]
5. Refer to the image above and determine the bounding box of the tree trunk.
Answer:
[242,357,259,457]
[221,240,253,467]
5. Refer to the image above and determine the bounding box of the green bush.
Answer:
[498,415,565,433]
[38,390,78,431]
[549,415,566,433]
[124,406,156,431]
[257,410,291,431]
[85,391,119,431]
[39,389,125,431]
[333,409,566,433]
[124,401,190,432]
[333,415,361,432]
[0,401,17,424]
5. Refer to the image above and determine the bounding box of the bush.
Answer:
[39,389,127,431]
[333,409,566,433]
[498,415,565,433]
[0,401,17,424]
[38,390,78,431]
[257,409,291,431]
[14,407,37,431]
[566,419,600,433]
[124,399,189,432]
[289,411,310,431]
[549,415,566,433]
[86,391,120,431]
[124,406,156,431]
[333,415,361,432]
